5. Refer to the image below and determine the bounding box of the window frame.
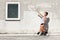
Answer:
[6,2,20,21]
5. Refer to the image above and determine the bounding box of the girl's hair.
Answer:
[45,11,48,16]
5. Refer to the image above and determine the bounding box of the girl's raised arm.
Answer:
[30,7,43,18]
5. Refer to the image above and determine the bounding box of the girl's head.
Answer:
[44,11,48,16]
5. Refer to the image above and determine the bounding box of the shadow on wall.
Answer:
[44,17,50,33]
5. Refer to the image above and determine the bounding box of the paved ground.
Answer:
[0,35,60,40]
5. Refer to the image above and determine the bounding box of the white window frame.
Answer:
[6,2,20,20]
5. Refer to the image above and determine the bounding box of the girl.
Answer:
[37,11,48,36]
[30,7,49,36]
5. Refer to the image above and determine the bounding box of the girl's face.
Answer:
[44,13,47,16]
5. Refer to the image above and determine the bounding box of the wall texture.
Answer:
[0,0,60,35]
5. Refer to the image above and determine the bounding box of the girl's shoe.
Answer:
[37,32,40,35]
[44,31,48,36]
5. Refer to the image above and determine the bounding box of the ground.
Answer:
[0,34,60,40]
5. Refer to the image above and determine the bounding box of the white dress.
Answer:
[40,17,44,24]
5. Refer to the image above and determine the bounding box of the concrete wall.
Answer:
[0,0,60,35]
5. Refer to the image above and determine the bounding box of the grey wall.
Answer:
[0,0,60,34]
[0,0,60,20]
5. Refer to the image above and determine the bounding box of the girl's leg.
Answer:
[40,25,46,35]
[37,24,46,35]
[40,25,46,32]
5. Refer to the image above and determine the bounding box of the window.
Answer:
[6,2,20,21]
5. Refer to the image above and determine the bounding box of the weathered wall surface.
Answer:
[0,0,60,35]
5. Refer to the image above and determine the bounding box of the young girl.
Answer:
[30,7,48,36]
[37,11,48,36]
